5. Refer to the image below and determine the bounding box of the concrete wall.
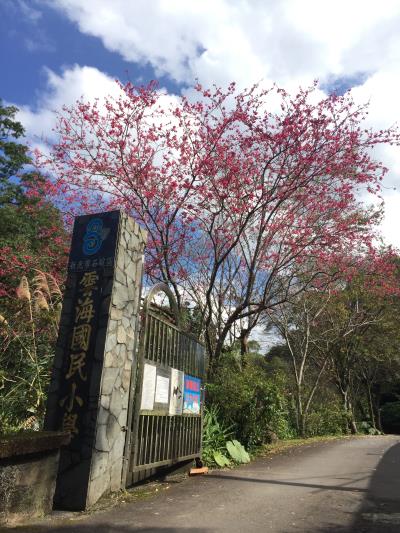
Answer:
[0,431,69,527]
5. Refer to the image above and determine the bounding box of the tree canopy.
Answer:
[40,81,400,363]
[0,99,68,297]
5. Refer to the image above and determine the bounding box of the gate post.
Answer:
[44,210,147,510]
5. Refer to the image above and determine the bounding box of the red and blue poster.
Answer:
[183,375,201,414]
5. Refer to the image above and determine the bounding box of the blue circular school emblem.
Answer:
[83,218,104,256]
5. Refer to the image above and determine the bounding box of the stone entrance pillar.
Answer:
[45,210,147,510]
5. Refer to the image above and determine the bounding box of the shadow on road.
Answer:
[348,441,400,533]
[311,441,400,532]
[206,473,369,493]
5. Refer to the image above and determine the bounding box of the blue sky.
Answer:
[0,0,181,108]
[1,0,400,247]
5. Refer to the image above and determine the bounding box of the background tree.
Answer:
[0,99,68,296]
[264,251,400,436]
[321,268,400,433]
[40,81,400,369]
[266,285,334,436]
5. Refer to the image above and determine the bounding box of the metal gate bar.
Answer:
[124,283,205,487]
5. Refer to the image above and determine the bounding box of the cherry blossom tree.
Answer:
[40,81,400,366]
[0,100,68,296]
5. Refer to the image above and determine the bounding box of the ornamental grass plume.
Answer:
[31,270,63,330]
[46,272,62,298]
[16,276,31,301]
[20,415,38,430]
[33,289,50,311]
[33,270,62,301]
[32,270,50,297]
[0,314,9,339]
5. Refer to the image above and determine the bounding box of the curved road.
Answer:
[17,435,400,533]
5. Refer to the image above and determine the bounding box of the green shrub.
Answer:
[201,405,234,466]
[359,421,381,435]
[305,402,348,437]
[201,405,252,467]
[206,355,295,447]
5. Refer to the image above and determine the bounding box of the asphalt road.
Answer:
[12,435,400,533]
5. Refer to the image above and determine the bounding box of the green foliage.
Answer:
[201,406,252,467]
[201,405,234,466]
[207,354,295,447]
[0,272,62,433]
[226,440,250,463]
[213,450,231,467]
[0,99,52,225]
[0,99,31,200]
[0,100,68,292]
[305,401,348,437]
[179,304,204,338]
[359,421,382,435]
[0,101,68,433]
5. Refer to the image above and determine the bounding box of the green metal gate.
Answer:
[124,283,205,486]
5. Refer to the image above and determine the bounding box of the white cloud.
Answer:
[17,64,120,142]
[47,0,400,87]
[380,192,400,248]
[349,66,400,247]
[19,0,400,247]
[16,63,180,166]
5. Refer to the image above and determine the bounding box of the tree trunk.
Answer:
[347,397,358,434]
[240,331,250,356]
[376,406,383,432]
[300,413,307,438]
[373,388,383,432]
[239,329,251,369]
[296,385,306,437]
[342,389,357,434]
[366,381,376,429]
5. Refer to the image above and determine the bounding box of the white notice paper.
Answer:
[155,375,170,404]
[140,363,157,410]
[169,368,184,415]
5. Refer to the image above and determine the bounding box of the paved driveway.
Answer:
[13,435,400,532]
